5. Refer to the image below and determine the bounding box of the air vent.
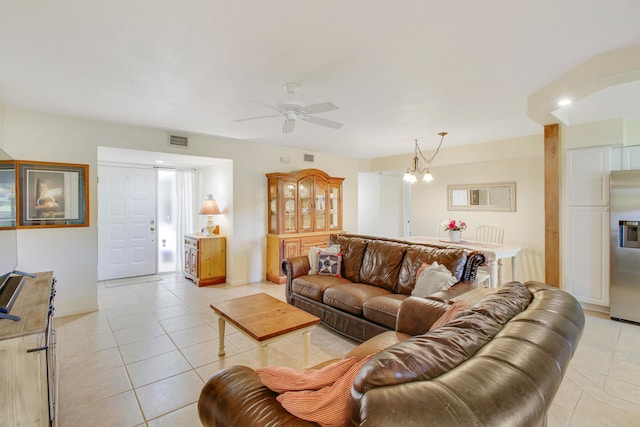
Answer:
[168,134,189,148]
[303,153,314,162]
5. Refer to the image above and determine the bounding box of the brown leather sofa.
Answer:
[282,234,487,342]
[198,281,585,427]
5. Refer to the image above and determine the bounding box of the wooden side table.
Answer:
[184,234,226,286]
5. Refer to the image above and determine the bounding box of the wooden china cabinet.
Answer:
[266,168,344,283]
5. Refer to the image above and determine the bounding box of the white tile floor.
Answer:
[55,273,640,426]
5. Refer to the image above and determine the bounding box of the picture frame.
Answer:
[447,182,516,212]
[0,160,16,229]
[16,161,89,228]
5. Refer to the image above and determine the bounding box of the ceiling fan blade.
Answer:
[301,116,343,129]
[250,100,282,112]
[234,114,280,122]
[282,119,296,134]
[302,102,338,114]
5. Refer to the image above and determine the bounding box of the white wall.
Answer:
[2,108,360,316]
[358,172,406,238]
[357,172,380,235]
[197,161,233,278]
[0,103,4,149]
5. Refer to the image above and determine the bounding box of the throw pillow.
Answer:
[308,244,340,275]
[256,357,357,393]
[428,299,470,331]
[318,252,342,276]
[277,354,373,427]
[411,261,457,298]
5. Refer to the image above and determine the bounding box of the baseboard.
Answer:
[580,302,609,315]
[54,304,99,318]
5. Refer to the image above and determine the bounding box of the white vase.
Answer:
[448,230,461,242]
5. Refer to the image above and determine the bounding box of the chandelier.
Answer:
[403,132,448,183]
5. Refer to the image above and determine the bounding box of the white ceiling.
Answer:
[1,1,639,159]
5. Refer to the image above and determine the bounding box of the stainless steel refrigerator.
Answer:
[610,170,640,324]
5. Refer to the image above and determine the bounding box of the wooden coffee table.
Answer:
[210,293,320,367]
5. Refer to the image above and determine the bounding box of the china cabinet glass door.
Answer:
[329,183,341,230]
[298,177,312,231]
[284,181,297,233]
[314,179,327,231]
[268,179,278,234]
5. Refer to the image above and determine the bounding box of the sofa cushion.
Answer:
[396,246,467,295]
[411,262,457,298]
[292,275,352,302]
[428,299,470,331]
[345,330,411,361]
[323,283,391,316]
[359,240,407,291]
[353,282,533,393]
[362,294,408,329]
[331,235,369,283]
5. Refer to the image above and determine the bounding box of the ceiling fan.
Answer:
[234,82,344,134]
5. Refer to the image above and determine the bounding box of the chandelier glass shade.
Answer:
[402,132,447,183]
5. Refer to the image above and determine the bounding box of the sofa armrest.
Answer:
[283,255,310,279]
[396,297,449,335]
[460,251,487,282]
[198,365,317,427]
[427,281,476,304]
[282,255,310,304]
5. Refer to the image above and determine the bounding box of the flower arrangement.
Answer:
[444,219,467,231]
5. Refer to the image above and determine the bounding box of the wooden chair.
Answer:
[475,225,504,286]
[475,225,504,244]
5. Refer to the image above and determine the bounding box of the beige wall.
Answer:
[365,135,546,282]
[2,108,360,316]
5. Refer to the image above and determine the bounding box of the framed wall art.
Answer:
[0,160,16,229]
[16,161,89,228]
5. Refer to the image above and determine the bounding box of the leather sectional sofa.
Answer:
[282,233,487,342]
[198,281,585,426]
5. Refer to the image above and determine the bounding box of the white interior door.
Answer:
[98,165,157,281]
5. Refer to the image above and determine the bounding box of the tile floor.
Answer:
[55,273,640,426]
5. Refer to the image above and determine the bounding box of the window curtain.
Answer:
[175,169,194,272]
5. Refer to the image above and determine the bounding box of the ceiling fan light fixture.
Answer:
[234,83,344,134]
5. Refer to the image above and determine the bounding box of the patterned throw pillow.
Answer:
[308,245,340,275]
[318,252,342,276]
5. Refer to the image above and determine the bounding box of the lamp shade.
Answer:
[199,195,221,215]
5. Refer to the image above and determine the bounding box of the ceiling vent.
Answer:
[168,134,189,148]
[304,153,314,162]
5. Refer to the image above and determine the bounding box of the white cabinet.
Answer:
[564,206,609,306]
[565,146,610,308]
[622,145,640,170]
[566,146,610,206]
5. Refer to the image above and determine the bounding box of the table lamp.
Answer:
[199,194,221,235]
